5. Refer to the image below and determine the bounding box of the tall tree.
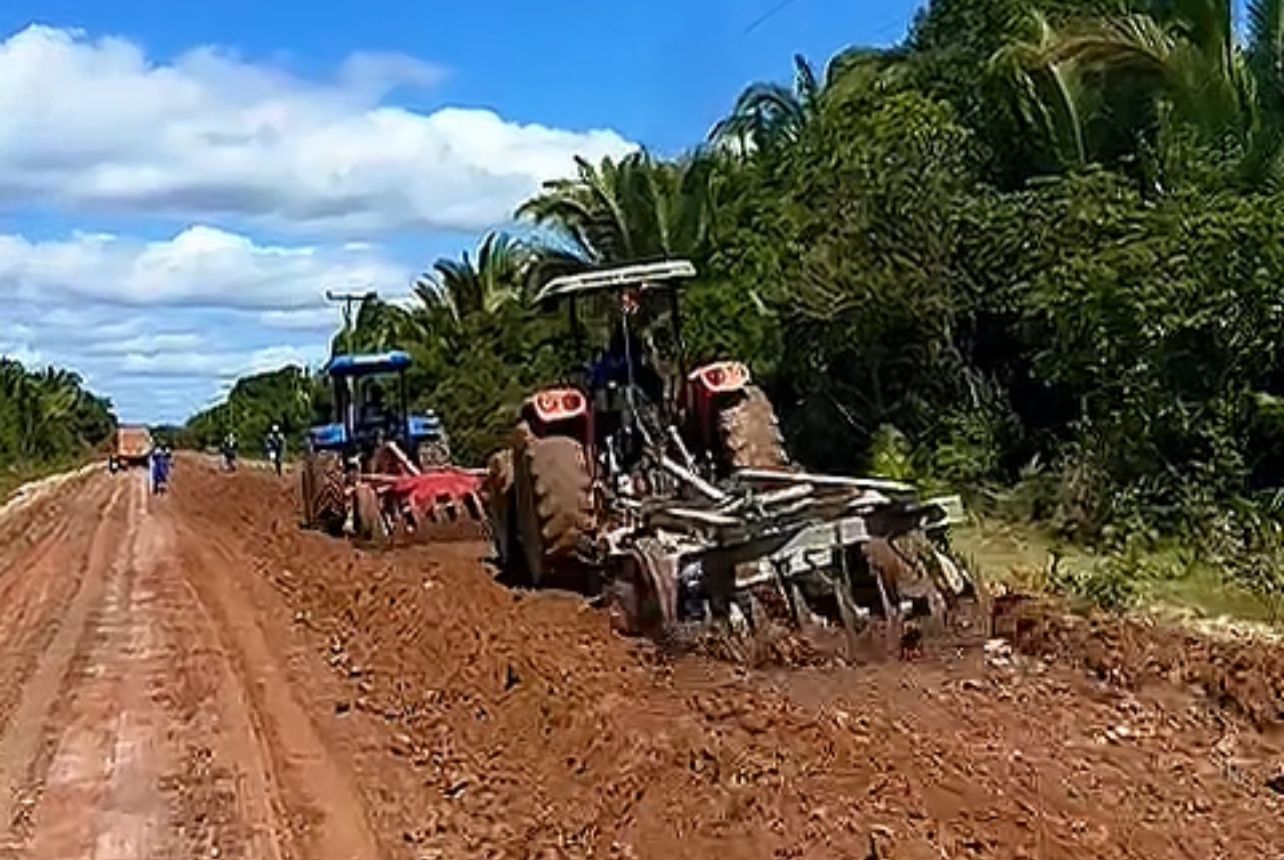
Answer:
[710,54,821,152]
[710,50,908,154]
[988,11,1088,172]
[413,232,532,322]
[517,151,714,268]
[993,0,1284,187]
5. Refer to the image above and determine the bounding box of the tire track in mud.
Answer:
[18,476,174,860]
[0,471,129,853]
[0,464,383,859]
[167,516,383,860]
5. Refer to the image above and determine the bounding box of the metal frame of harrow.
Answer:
[599,463,967,637]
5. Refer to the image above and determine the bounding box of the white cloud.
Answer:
[116,343,317,379]
[81,332,207,357]
[0,224,411,422]
[257,307,343,331]
[0,25,635,234]
[0,224,406,309]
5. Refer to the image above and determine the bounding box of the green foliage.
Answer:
[398,300,573,464]
[1059,551,1144,612]
[868,425,921,483]
[0,359,115,478]
[519,151,715,265]
[190,0,1284,612]
[182,366,318,456]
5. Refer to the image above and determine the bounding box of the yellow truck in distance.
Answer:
[108,425,153,472]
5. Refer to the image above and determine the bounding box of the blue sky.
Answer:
[0,0,923,423]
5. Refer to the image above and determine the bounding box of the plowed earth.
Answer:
[0,458,1280,859]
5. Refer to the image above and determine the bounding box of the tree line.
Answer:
[190,0,1284,604]
[0,359,116,484]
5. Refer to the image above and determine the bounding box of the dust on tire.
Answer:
[309,452,346,536]
[718,385,790,472]
[514,432,594,588]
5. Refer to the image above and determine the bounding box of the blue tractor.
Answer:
[300,350,454,535]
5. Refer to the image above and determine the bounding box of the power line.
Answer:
[743,0,803,34]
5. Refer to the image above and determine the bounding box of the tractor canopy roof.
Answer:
[534,260,696,305]
[325,350,412,378]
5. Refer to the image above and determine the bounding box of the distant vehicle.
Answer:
[108,426,153,473]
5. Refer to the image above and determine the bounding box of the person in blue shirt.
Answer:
[591,321,663,405]
[151,443,172,494]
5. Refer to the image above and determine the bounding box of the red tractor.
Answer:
[488,262,787,584]
[487,261,981,644]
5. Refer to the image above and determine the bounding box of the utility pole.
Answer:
[325,289,377,439]
[325,289,377,357]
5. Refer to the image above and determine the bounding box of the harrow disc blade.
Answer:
[391,470,488,543]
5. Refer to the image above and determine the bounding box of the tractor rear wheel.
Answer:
[485,449,528,584]
[513,427,594,589]
[308,452,346,536]
[718,385,790,472]
[353,483,389,545]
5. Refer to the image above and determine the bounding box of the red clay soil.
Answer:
[0,458,1281,858]
[178,460,1282,859]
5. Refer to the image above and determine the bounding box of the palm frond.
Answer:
[1053,14,1176,78]
[1249,0,1284,107]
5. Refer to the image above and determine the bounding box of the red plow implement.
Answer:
[365,466,488,543]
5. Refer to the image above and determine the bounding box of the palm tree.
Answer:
[335,297,414,355]
[710,49,908,154]
[413,232,532,322]
[989,0,1284,186]
[1052,1,1243,144]
[1242,0,1284,185]
[517,151,714,269]
[988,11,1088,171]
[20,368,79,459]
[711,54,821,152]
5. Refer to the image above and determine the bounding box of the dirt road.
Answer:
[0,459,1280,858]
[0,467,380,859]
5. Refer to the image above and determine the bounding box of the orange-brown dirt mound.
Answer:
[167,459,1283,859]
[994,593,1284,729]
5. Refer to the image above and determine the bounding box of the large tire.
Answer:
[309,452,346,536]
[353,483,389,545]
[513,428,594,588]
[485,449,527,583]
[718,385,790,472]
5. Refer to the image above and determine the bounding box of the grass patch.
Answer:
[954,517,1283,626]
[0,456,93,503]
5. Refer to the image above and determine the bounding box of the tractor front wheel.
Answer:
[485,449,529,584]
[299,454,316,526]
